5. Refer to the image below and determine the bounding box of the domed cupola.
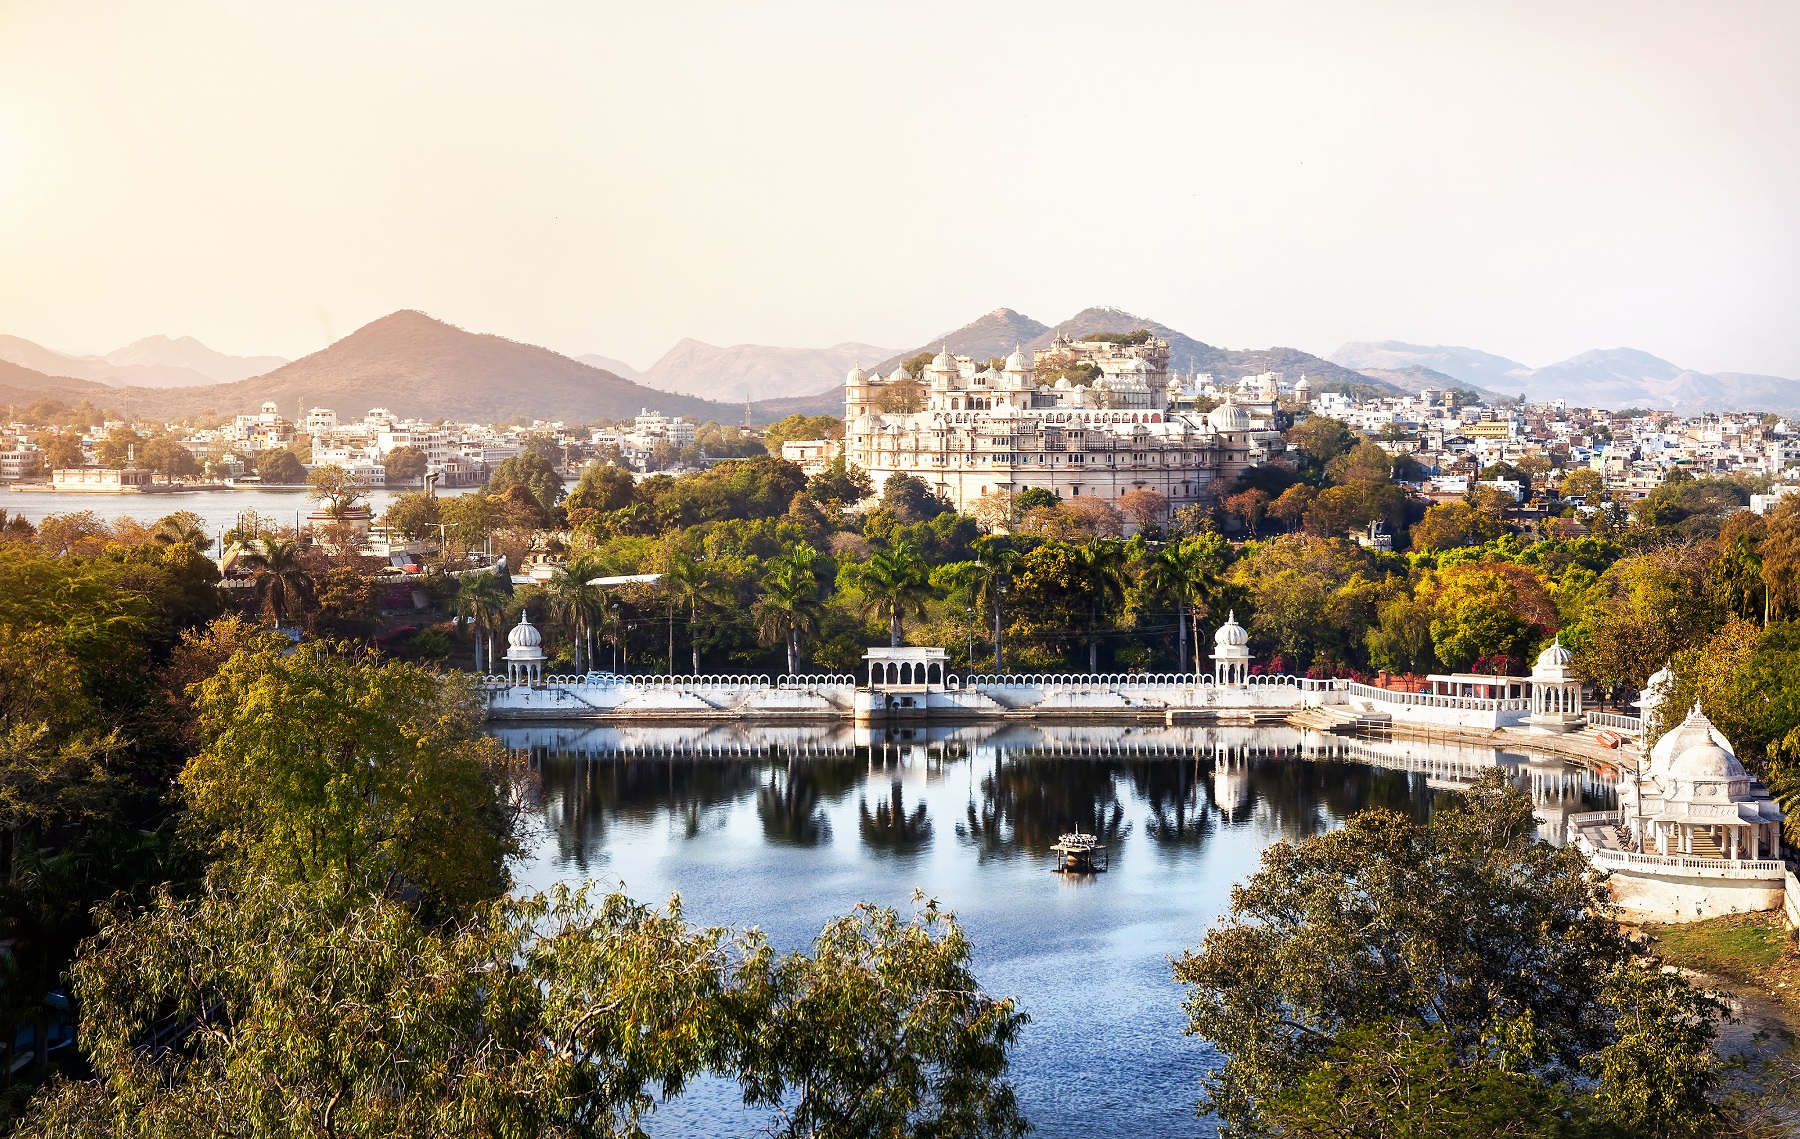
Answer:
[1004,345,1029,372]
[1535,637,1573,669]
[1211,610,1252,685]
[1207,395,1252,434]
[504,610,545,686]
[846,362,867,385]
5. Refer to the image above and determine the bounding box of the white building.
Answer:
[842,335,1280,516]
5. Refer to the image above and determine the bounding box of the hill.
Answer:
[637,338,898,401]
[116,311,741,424]
[866,308,1053,375]
[1331,340,1800,414]
[1329,341,1531,390]
[0,333,282,388]
[103,335,286,383]
[1353,365,1497,401]
[575,354,641,381]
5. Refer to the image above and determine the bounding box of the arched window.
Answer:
[901,662,913,685]
[887,662,899,684]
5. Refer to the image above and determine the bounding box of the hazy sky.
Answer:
[3,1,1798,375]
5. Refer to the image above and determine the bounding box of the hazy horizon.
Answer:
[4,1,1798,377]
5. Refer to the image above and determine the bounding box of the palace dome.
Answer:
[1293,376,1312,394]
[1649,703,1735,773]
[1535,637,1572,669]
[506,612,544,660]
[1004,346,1029,371]
[1208,397,1251,433]
[1667,740,1746,783]
[932,345,955,370]
[846,362,866,385]
[1214,611,1249,648]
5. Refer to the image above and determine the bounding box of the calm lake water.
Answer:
[3,485,479,540]
[499,721,1616,1138]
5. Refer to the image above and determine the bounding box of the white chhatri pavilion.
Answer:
[1620,703,1785,860]
[505,611,545,686]
[1526,636,1583,732]
[1212,611,1251,686]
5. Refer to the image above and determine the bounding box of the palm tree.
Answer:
[845,542,933,647]
[970,535,1020,671]
[238,536,315,630]
[662,552,726,674]
[753,544,823,675]
[1076,538,1130,674]
[151,513,209,554]
[544,565,603,673]
[454,571,510,674]
[1138,538,1209,674]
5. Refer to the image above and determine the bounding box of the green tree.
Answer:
[489,451,565,510]
[38,431,85,472]
[1413,501,1507,553]
[382,491,443,542]
[92,426,145,469]
[181,641,516,910]
[660,552,725,675]
[805,455,873,511]
[237,536,316,628]
[1075,539,1130,673]
[968,535,1022,670]
[139,435,200,480]
[1138,533,1227,674]
[454,571,511,674]
[307,464,366,518]
[762,414,843,450]
[754,544,824,675]
[382,444,429,487]
[843,543,933,647]
[440,493,509,556]
[150,511,210,554]
[1175,769,1723,1138]
[731,896,1029,1139]
[255,447,307,485]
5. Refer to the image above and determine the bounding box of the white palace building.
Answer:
[842,333,1284,514]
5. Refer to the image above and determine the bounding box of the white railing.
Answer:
[1344,681,1531,712]
[965,672,1304,691]
[1586,711,1642,733]
[776,674,856,689]
[1568,811,1622,828]
[1586,848,1787,875]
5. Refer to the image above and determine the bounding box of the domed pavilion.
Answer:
[504,611,545,687]
[1620,702,1784,860]
[1212,611,1251,685]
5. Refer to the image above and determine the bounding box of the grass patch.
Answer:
[1644,912,1800,1015]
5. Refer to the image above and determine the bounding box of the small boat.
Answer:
[1596,730,1624,750]
[1050,831,1107,873]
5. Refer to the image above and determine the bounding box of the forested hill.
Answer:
[81,311,746,424]
[762,305,1375,418]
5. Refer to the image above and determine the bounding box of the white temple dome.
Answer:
[1293,376,1312,393]
[931,345,954,370]
[1004,346,1029,371]
[1667,741,1746,782]
[1214,611,1249,647]
[846,362,866,384]
[1649,703,1735,773]
[1208,397,1251,433]
[506,612,544,658]
[1535,637,1573,669]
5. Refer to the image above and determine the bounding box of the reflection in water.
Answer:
[499,721,1616,1139]
[860,780,932,853]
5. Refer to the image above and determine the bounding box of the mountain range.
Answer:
[627,338,897,401]
[1329,341,1800,414]
[6,311,1798,428]
[0,312,742,424]
[0,333,286,388]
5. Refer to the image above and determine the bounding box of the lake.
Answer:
[499,720,1616,1138]
[2,485,480,544]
